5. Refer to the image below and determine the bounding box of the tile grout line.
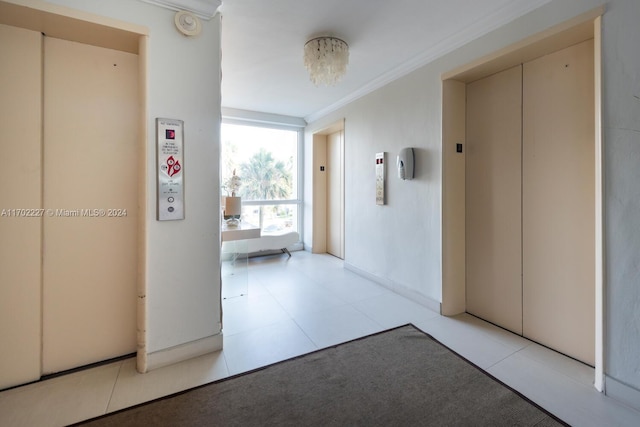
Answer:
[505,346,600,392]
[484,342,531,371]
[219,346,232,382]
[103,360,125,415]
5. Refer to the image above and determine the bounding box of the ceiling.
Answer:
[219,0,550,123]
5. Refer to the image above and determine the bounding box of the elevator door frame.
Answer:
[0,0,148,386]
[441,9,604,391]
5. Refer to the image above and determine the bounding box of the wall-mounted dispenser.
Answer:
[397,147,414,180]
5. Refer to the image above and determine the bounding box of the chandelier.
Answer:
[303,37,349,86]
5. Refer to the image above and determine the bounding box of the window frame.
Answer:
[220,118,304,239]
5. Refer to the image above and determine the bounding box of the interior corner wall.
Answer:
[46,0,222,367]
[600,0,640,402]
[306,71,443,303]
[307,1,640,400]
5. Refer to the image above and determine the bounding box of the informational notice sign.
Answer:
[156,118,184,221]
[375,152,385,205]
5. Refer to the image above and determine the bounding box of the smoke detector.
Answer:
[174,11,201,37]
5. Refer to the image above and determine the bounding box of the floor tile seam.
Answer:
[258,274,320,298]
[221,313,295,337]
[514,346,596,386]
[487,348,600,395]
[460,316,596,382]
[291,302,355,328]
[289,316,323,349]
[482,368,574,427]
[438,322,572,380]
[349,300,389,329]
[338,287,396,306]
[224,317,316,351]
[218,326,235,379]
[419,317,599,396]
[286,300,353,322]
[104,360,125,414]
[261,287,303,320]
[484,361,611,427]
[291,311,386,351]
[264,280,352,316]
[261,281,380,307]
[411,319,517,371]
[483,343,529,371]
[410,313,452,338]
[288,263,330,282]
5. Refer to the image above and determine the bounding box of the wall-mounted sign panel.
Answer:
[156,118,185,221]
[375,152,385,205]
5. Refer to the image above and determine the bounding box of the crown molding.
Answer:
[139,0,221,20]
[305,0,551,123]
[222,107,307,129]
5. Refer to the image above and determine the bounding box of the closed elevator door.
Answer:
[466,65,523,335]
[466,40,595,365]
[0,24,43,389]
[42,37,139,373]
[522,40,595,365]
[327,130,344,259]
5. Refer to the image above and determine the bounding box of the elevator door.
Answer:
[0,24,43,389]
[466,65,523,335]
[465,41,595,365]
[42,37,139,373]
[522,40,595,364]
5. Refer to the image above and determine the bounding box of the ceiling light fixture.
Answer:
[303,37,349,86]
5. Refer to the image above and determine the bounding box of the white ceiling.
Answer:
[219,0,550,122]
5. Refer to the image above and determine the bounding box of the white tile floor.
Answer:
[1,251,639,426]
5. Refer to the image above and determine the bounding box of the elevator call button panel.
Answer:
[157,118,184,221]
[375,152,386,205]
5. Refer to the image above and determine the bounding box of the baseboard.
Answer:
[142,333,223,373]
[605,375,640,413]
[344,262,441,314]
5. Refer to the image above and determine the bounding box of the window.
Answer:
[221,122,301,236]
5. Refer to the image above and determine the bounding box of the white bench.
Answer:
[222,231,299,257]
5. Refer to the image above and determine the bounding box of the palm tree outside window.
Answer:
[221,122,301,235]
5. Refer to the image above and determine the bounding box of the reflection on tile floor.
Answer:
[1,251,639,426]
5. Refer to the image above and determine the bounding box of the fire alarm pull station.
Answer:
[157,118,185,221]
[375,152,385,205]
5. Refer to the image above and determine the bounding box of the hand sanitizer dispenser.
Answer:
[397,148,414,180]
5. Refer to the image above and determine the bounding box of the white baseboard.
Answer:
[344,262,441,314]
[141,333,223,373]
[605,375,640,413]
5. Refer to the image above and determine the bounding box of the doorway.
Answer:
[311,120,345,257]
[465,40,595,365]
[441,11,604,384]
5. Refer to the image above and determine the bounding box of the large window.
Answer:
[221,122,301,236]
